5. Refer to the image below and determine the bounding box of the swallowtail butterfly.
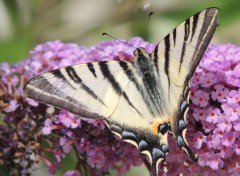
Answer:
[24,8,218,176]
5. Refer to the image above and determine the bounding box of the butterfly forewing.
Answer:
[153,8,218,90]
[25,61,133,118]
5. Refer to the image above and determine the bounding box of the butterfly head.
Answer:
[133,47,150,59]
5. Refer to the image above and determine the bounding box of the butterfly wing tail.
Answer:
[151,161,158,176]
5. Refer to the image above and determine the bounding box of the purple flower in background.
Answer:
[193,108,206,121]
[42,119,54,135]
[1,39,240,175]
[201,121,215,133]
[201,72,215,87]
[205,107,221,124]
[235,141,240,155]
[191,89,209,107]
[191,72,202,87]
[5,99,19,112]
[217,116,232,132]
[222,131,235,147]
[56,111,81,128]
[59,137,71,153]
[233,119,240,131]
[194,132,207,149]
[222,103,240,121]
[227,90,240,104]
[211,84,229,102]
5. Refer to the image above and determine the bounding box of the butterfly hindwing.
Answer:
[104,119,168,175]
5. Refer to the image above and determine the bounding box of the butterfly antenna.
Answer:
[139,11,154,47]
[102,32,136,49]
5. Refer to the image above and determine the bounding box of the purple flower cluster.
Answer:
[0,39,239,176]
[185,44,240,175]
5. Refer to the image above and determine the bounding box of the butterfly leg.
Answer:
[171,101,197,162]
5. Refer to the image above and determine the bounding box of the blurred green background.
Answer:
[1,0,240,64]
[0,0,240,175]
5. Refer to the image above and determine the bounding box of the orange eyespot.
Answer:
[152,121,162,134]
[167,117,172,124]
[151,117,172,134]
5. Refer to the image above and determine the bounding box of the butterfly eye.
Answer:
[158,123,168,135]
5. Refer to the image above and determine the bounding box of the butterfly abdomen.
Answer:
[134,48,167,117]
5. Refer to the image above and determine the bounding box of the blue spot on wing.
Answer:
[122,131,137,140]
[152,148,164,159]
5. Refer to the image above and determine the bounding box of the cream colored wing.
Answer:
[24,60,169,176]
[151,8,218,160]
[24,8,219,176]
[25,61,136,119]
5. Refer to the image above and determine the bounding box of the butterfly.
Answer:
[24,8,218,176]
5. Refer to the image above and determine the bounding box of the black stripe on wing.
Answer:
[119,61,155,116]
[179,18,190,73]
[153,8,218,86]
[191,12,199,41]
[65,66,106,106]
[51,69,74,89]
[99,61,142,116]
[25,76,104,119]
[173,28,177,46]
[186,8,218,83]
[164,34,171,88]
[153,46,159,75]
[87,63,97,78]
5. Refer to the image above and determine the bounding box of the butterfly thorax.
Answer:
[134,47,153,78]
[133,47,167,118]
